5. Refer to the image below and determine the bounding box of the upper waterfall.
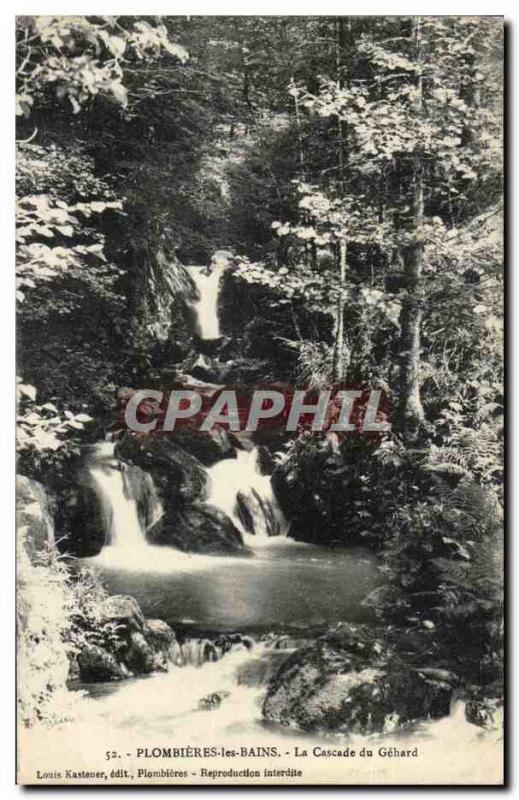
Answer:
[188,266,224,340]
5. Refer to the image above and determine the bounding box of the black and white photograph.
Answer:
[14,13,504,786]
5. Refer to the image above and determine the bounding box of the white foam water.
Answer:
[188,265,225,340]
[207,448,287,542]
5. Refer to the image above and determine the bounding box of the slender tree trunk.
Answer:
[331,18,351,382]
[397,17,426,438]
[332,239,349,381]
[335,18,346,193]
[291,77,306,182]
[398,163,425,431]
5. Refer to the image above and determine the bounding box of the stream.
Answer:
[37,259,501,784]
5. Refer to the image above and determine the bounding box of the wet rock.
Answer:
[53,465,107,558]
[465,696,502,729]
[195,336,227,357]
[262,623,454,734]
[77,644,129,682]
[213,633,254,655]
[101,594,145,632]
[115,433,208,503]
[236,488,282,537]
[168,427,236,467]
[16,476,54,560]
[360,586,389,609]
[198,691,231,710]
[144,619,176,653]
[125,631,166,674]
[122,466,163,532]
[148,502,248,555]
[189,352,221,380]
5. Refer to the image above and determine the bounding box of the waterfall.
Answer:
[206,447,286,540]
[170,635,255,668]
[88,442,162,551]
[188,266,224,340]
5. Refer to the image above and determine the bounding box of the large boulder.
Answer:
[148,502,248,555]
[115,433,207,503]
[165,427,237,467]
[55,480,107,558]
[262,623,455,734]
[77,643,130,682]
[144,618,176,653]
[16,476,54,560]
[77,597,176,681]
[100,594,145,632]
[124,631,164,674]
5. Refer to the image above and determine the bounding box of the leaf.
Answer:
[107,35,126,57]
[66,419,84,430]
[56,224,74,236]
[109,81,128,107]
[18,383,36,402]
[74,413,94,423]
[164,42,189,62]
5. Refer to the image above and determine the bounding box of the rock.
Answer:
[100,594,145,632]
[188,352,221,379]
[195,336,227,357]
[198,691,230,710]
[54,481,106,558]
[144,619,176,653]
[465,697,502,729]
[76,590,177,683]
[16,476,54,560]
[167,427,236,467]
[77,644,129,682]
[214,633,254,655]
[148,502,248,555]
[262,623,454,734]
[361,586,389,608]
[125,631,166,674]
[115,433,208,503]
[122,466,163,532]
[236,488,282,537]
[410,667,459,687]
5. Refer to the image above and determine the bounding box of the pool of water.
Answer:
[87,538,378,633]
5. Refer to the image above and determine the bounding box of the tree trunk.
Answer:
[397,17,426,439]
[291,77,306,181]
[332,239,349,381]
[331,19,352,383]
[398,164,425,433]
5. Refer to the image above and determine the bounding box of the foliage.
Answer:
[16,15,187,116]
[381,480,503,688]
[16,142,123,300]
[274,434,427,547]
[16,377,94,482]
[17,544,81,727]
[17,540,126,727]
